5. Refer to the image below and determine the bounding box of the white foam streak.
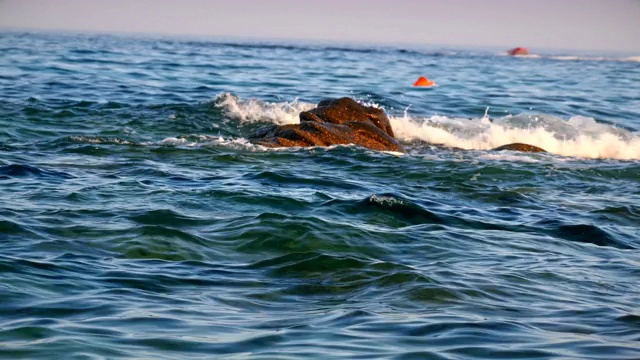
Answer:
[158,134,263,150]
[499,53,640,63]
[69,136,136,145]
[477,153,541,163]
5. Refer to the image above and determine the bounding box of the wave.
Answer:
[212,94,640,160]
[499,53,640,63]
[51,95,640,160]
[391,113,640,160]
[157,134,261,150]
[215,93,315,125]
[548,55,640,63]
[0,164,75,179]
[532,219,635,250]
[68,136,138,145]
[64,134,265,152]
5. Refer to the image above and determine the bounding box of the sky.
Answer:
[1,0,639,53]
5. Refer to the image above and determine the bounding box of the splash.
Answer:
[391,114,640,160]
[210,94,640,160]
[214,93,315,125]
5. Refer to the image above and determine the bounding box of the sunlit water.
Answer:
[1,32,639,359]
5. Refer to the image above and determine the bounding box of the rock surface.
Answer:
[249,97,404,152]
[493,143,546,152]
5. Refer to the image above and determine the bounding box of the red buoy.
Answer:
[508,47,529,56]
[413,76,436,87]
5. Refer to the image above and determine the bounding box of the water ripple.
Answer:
[1,31,640,359]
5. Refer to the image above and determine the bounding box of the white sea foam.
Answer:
[369,194,406,206]
[158,137,191,146]
[215,92,315,125]
[69,136,137,145]
[210,94,640,160]
[499,52,640,63]
[158,134,263,150]
[390,114,640,160]
[477,153,541,163]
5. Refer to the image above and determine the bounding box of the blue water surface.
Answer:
[1,32,639,359]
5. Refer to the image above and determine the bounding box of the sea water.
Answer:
[1,32,639,359]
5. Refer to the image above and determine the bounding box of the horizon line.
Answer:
[2,26,637,56]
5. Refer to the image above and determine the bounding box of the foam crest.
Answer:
[214,93,315,125]
[391,114,640,160]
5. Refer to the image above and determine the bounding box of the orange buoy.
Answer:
[413,76,436,87]
[508,47,529,56]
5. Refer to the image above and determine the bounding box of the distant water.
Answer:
[1,32,639,359]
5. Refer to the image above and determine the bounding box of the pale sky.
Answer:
[1,0,639,52]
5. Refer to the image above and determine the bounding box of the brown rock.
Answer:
[249,97,546,154]
[250,97,404,152]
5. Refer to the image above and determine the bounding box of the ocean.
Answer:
[1,31,639,359]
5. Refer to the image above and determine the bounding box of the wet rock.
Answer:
[249,97,546,154]
[250,97,404,152]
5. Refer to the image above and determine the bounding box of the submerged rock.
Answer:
[493,143,546,152]
[249,97,404,152]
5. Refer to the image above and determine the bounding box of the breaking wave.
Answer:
[215,92,315,125]
[391,113,640,160]
[213,94,640,160]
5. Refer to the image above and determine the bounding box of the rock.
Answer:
[493,143,546,152]
[249,97,546,154]
[249,97,405,152]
